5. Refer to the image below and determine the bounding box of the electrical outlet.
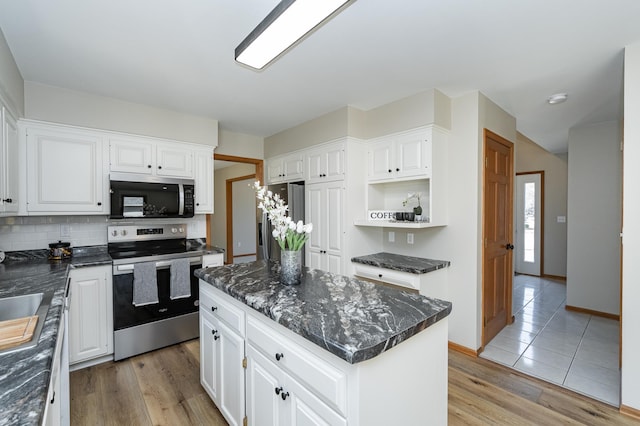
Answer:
[388,231,395,243]
[407,233,414,244]
[60,224,71,238]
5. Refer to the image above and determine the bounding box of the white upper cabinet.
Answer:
[0,107,19,215]
[193,147,215,214]
[24,122,109,214]
[368,128,432,182]
[267,153,304,184]
[110,135,194,178]
[305,141,345,184]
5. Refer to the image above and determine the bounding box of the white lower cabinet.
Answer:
[200,281,448,426]
[200,285,246,426]
[68,265,113,365]
[246,344,346,426]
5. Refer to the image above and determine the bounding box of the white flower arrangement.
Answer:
[254,181,313,251]
[402,192,422,208]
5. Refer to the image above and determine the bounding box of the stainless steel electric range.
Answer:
[108,223,204,361]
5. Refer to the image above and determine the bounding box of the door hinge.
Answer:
[483,317,487,327]
[242,357,247,369]
[243,416,248,426]
[485,157,488,168]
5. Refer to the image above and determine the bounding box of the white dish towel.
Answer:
[170,258,192,300]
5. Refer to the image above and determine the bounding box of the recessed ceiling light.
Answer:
[547,93,568,105]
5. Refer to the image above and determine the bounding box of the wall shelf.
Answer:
[353,219,446,229]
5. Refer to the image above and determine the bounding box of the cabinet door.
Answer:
[368,141,394,181]
[246,344,285,426]
[194,148,214,213]
[217,320,246,426]
[325,183,343,257]
[109,136,154,174]
[396,132,429,178]
[267,159,284,184]
[305,150,324,184]
[69,266,113,364]
[1,108,19,214]
[26,126,107,213]
[156,143,193,178]
[285,374,347,426]
[305,185,324,255]
[282,154,303,181]
[200,311,219,403]
[324,146,344,182]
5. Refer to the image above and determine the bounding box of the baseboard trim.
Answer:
[565,305,620,321]
[620,404,640,419]
[542,274,566,282]
[70,353,114,372]
[448,341,479,357]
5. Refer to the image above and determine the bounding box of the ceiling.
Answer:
[1,1,639,154]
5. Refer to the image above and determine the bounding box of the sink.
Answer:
[0,293,44,321]
[0,291,53,354]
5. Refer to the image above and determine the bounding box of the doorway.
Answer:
[482,129,515,347]
[207,154,263,264]
[515,172,544,276]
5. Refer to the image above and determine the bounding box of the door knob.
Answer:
[506,243,515,250]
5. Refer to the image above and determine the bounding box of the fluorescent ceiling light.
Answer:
[235,0,353,70]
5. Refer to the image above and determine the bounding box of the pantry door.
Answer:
[482,129,514,348]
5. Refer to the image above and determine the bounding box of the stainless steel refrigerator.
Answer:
[258,181,305,264]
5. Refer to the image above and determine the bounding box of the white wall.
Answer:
[622,41,640,412]
[24,81,219,146]
[217,129,264,159]
[0,27,24,117]
[567,121,621,315]
[516,132,568,277]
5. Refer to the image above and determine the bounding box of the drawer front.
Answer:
[247,315,347,416]
[199,285,245,337]
[353,263,420,290]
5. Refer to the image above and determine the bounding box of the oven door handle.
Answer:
[114,256,202,275]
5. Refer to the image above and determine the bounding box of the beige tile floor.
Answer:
[480,275,620,406]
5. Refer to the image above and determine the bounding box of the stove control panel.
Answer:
[107,224,188,242]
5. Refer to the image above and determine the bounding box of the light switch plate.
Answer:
[388,231,395,243]
[557,216,566,223]
[407,233,414,244]
[60,224,71,238]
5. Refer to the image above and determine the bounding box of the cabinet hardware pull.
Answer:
[97,202,102,206]
[214,334,220,341]
[275,352,284,361]
[2,198,12,203]
[281,391,290,401]
[50,391,55,404]
[158,165,162,169]
[275,386,283,395]
[378,274,383,278]
[396,168,400,172]
[147,164,152,168]
[388,169,392,173]
[211,306,217,312]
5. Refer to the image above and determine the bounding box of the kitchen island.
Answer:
[195,260,452,426]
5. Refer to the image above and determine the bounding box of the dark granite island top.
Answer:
[195,260,452,364]
[351,252,450,274]
[0,247,112,426]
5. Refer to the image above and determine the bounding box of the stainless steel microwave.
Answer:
[109,173,195,219]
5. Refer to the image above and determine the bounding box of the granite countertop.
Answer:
[195,260,452,364]
[351,252,450,274]
[0,246,112,426]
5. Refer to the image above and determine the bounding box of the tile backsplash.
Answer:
[0,215,207,251]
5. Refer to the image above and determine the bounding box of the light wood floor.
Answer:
[71,340,640,425]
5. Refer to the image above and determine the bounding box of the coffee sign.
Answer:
[367,210,396,221]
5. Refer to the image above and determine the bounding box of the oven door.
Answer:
[112,257,201,331]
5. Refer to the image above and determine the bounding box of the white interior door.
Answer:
[515,173,542,276]
[232,178,257,264]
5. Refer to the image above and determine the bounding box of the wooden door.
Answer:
[482,129,514,347]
